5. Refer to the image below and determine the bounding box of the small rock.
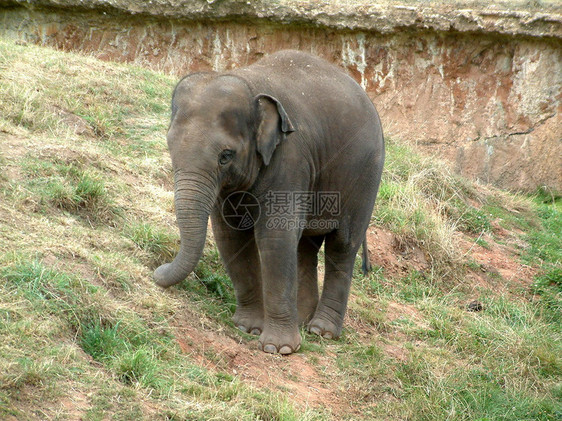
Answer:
[467,300,483,312]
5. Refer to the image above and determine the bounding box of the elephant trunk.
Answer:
[154,171,217,288]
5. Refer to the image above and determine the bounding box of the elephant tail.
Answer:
[361,235,372,276]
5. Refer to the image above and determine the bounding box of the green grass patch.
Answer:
[89,252,134,292]
[522,199,561,328]
[1,260,97,323]
[18,154,117,220]
[80,321,171,390]
[531,267,562,327]
[123,220,178,266]
[0,257,312,420]
[0,38,174,149]
[524,200,562,265]
[393,354,559,421]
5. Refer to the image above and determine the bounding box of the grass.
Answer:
[0,38,560,420]
[123,220,178,266]
[374,139,472,274]
[20,156,114,220]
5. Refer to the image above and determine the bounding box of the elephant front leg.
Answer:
[256,233,301,355]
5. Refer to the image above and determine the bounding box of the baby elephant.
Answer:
[155,50,385,355]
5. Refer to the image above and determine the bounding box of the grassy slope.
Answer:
[0,39,560,420]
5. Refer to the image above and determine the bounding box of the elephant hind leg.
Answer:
[308,234,358,339]
[211,212,263,336]
[229,237,263,335]
[297,235,324,325]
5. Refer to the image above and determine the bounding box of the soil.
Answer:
[173,310,345,414]
[366,227,430,278]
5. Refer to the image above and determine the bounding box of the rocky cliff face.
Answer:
[1,0,561,192]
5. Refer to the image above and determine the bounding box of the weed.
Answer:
[80,321,124,362]
[458,207,492,234]
[124,220,178,266]
[532,267,562,327]
[194,260,235,303]
[19,155,116,221]
[115,348,161,387]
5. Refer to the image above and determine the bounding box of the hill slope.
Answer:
[0,39,560,420]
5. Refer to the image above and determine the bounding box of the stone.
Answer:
[1,0,560,192]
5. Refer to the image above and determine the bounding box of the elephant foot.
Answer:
[237,325,262,336]
[259,326,301,355]
[308,316,342,340]
[233,308,263,336]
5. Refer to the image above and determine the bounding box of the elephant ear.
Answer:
[255,94,295,166]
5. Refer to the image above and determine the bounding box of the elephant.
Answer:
[154,50,385,355]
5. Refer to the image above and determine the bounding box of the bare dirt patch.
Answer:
[365,223,536,295]
[58,389,91,421]
[366,227,429,278]
[457,233,536,294]
[172,308,344,415]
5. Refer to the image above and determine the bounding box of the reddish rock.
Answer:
[1,1,560,192]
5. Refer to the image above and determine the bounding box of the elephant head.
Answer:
[153,73,295,288]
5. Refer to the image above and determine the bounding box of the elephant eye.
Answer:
[218,149,236,165]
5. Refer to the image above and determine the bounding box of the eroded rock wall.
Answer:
[1,2,560,192]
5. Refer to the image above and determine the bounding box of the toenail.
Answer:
[309,326,322,336]
[279,345,293,355]
[250,328,261,336]
[323,331,333,339]
[263,344,278,354]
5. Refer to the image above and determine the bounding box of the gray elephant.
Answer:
[154,50,385,355]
